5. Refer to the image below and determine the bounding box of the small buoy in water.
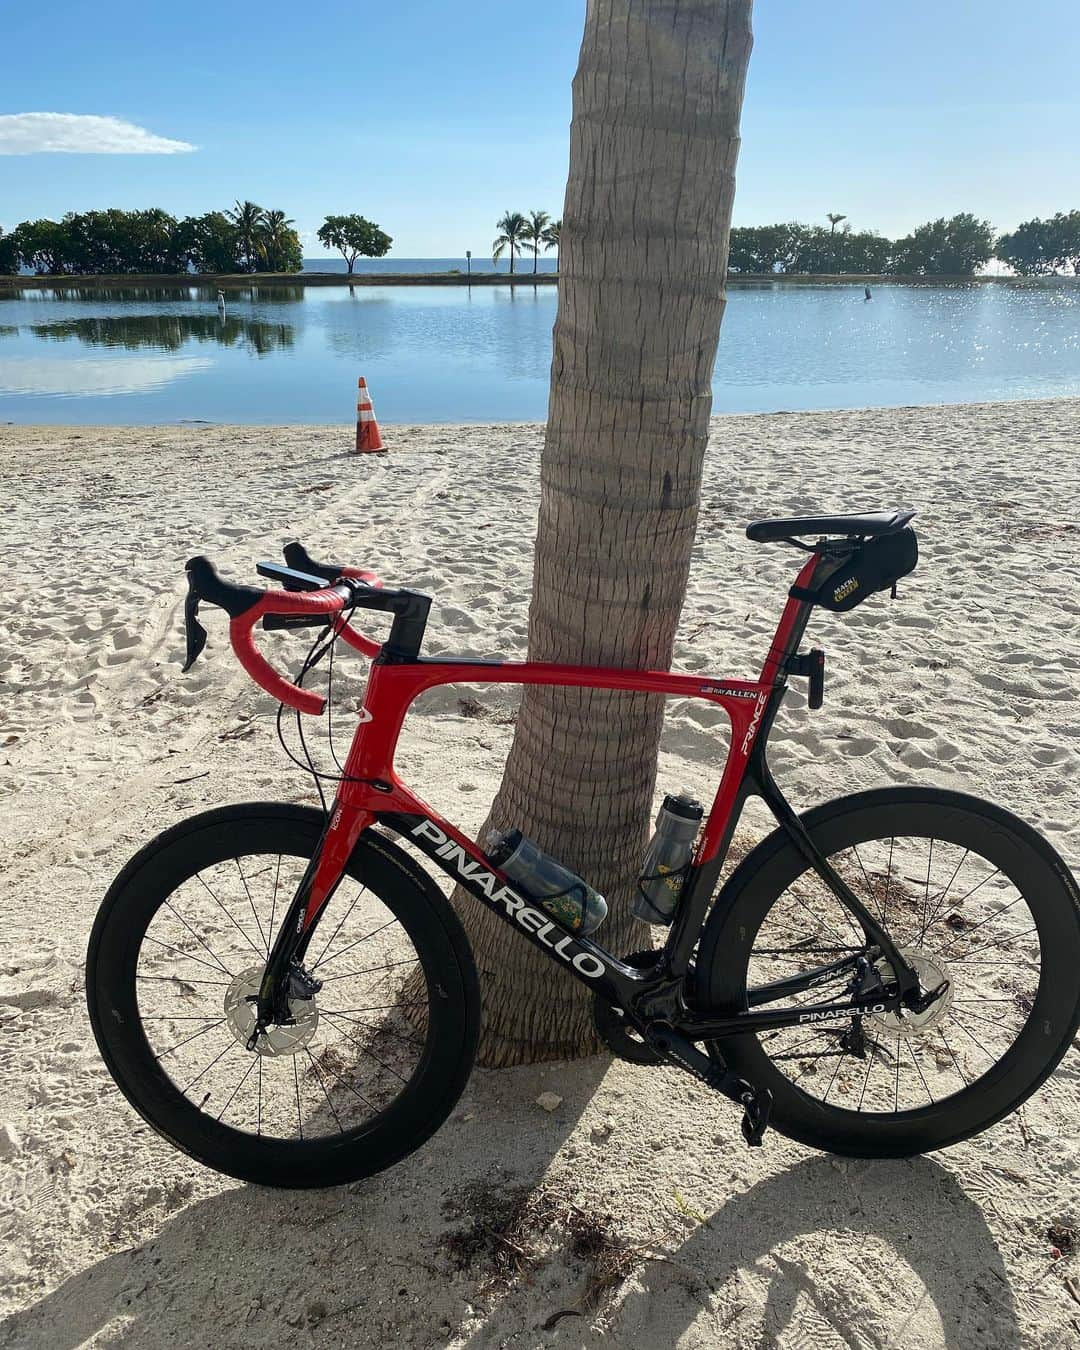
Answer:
[217,289,226,314]
[864,286,872,301]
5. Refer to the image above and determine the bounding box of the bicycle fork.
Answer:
[251,801,372,1036]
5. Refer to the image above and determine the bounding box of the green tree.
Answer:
[890,213,995,276]
[998,211,1080,276]
[1045,210,1080,274]
[257,209,303,272]
[315,214,392,273]
[11,218,71,274]
[520,209,551,273]
[996,218,1054,275]
[226,200,266,272]
[542,219,561,256]
[492,211,529,273]
[178,212,244,273]
[0,227,19,274]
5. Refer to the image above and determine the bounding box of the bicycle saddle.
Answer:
[746,509,914,544]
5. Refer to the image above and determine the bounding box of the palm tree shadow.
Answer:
[615,1154,1022,1349]
[0,1056,610,1350]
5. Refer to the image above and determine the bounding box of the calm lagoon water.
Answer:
[0,281,1077,424]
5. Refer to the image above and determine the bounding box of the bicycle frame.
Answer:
[258,550,919,1039]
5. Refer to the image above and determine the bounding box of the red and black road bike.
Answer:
[87,511,1080,1187]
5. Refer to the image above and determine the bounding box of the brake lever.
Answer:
[182,578,208,672]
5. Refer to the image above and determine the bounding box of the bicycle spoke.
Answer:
[934,895,1026,958]
[320,957,421,982]
[234,858,268,953]
[194,873,264,962]
[821,1049,846,1105]
[916,838,935,950]
[938,1030,969,1086]
[907,1040,934,1105]
[310,886,368,970]
[320,1012,410,1084]
[155,1018,228,1060]
[949,1011,1000,1063]
[266,855,282,959]
[181,1038,237,1095]
[293,1057,304,1140]
[848,845,883,924]
[945,924,1039,965]
[918,848,969,942]
[162,900,235,977]
[138,974,233,987]
[142,933,234,978]
[304,1047,346,1134]
[216,1056,259,1123]
[313,916,400,972]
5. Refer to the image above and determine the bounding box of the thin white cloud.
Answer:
[0,113,196,155]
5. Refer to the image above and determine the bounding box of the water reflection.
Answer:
[0,281,1076,423]
[1,355,213,397]
[29,313,294,354]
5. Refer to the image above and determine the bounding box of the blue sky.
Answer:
[2,0,1077,256]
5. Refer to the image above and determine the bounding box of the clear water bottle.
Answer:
[485,829,608,936]
[632,791,704,925]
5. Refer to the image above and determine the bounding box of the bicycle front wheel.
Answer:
[87,803,480,1187]
[698,787,1080,1156]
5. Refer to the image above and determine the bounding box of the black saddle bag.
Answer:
[803,528,919,612]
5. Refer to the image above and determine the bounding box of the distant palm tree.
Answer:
[492,211,529,274]
[227,200,266,271]
[542,219,561,256]
[260,209,295,267]
[826,212,847,273]
[520,209,551,274]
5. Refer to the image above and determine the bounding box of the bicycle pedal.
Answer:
[739,1087,772,1148]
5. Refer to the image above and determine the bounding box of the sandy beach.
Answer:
[1,398,1078,1348]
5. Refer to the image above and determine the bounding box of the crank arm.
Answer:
[644,1024,773,1147]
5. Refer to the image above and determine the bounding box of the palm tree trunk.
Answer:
[447,0,753,1066]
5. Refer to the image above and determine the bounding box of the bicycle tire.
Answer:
[697,787,1080,1157]
[87,803,481,1187]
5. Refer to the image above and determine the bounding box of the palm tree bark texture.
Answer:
[452,0,753,1065]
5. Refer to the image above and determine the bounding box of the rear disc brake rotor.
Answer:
[870,948,953,1038]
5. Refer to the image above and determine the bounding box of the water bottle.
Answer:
[484,829,608,936]
[632,791,704,925]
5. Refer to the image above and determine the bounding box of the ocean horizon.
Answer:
[301,256,559,276]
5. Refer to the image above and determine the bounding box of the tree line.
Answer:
[3,204,1077,278]
[0,205,392,276]
[728,211,1080,276]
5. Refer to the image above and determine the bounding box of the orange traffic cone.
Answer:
[354,376,385,453]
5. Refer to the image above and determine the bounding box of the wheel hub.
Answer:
[870,948,952,1037]
[224,964,319,1057]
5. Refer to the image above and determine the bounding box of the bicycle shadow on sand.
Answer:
[606,1154,1024,1350]
[0,1055,608,1350]
[0,1054,1022,1350]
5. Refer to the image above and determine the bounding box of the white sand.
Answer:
[1,400,1078,1347]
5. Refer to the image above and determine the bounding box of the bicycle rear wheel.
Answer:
[698,787,1080,1156]
[87,803,480,1187]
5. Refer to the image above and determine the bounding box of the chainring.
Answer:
[593,950,664,1065]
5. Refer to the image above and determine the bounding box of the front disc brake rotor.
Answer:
[870,948,953,1038]
[224,964,319,1056]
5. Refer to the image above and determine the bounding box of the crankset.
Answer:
[592,951,664,1065]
